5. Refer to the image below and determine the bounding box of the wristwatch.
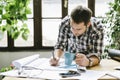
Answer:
[88,58,93,67]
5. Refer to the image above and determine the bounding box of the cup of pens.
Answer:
[64,52,75,65]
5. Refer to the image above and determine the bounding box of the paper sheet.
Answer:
[12,54,86,71]
[0,70,43,78]
[0,57,105,80]
[0,70,106,80]
[106,71,120,79]
[24,58,86,71]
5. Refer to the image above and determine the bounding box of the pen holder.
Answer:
[64,52,75,65]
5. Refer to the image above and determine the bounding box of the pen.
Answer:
[52,51,55,60]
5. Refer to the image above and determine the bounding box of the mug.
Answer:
[64,52,75,65]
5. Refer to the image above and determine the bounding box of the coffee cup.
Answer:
[64,52,75,65]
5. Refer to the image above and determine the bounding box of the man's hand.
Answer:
[75,53,89,67]
[49,49,63,66]
[49,58,59,66]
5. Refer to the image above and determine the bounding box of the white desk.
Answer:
[2,59,120,80]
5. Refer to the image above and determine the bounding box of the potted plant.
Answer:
[0,0,31,40]
[102,0,120,60]
[0,64,14,79]
[103,0,120,50]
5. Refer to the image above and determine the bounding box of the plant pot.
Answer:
[108,49,120,61]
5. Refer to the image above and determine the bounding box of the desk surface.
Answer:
[89,59,120,71]
[2,59,120,80]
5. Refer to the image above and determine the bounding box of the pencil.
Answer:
[52,51,55,59]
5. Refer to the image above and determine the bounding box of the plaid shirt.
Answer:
[54,16,104,58]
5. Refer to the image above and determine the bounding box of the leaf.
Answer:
[0,25,6,31]
[0,6,3,14]
[22,32,29,40]
[2,13,10,19]
[25,7,31,14]
[22,14,27,20]
[8,26,14,36]
[0,66,13,72]
[6,19,12,25]
[0,19,2,24]
[11,31,20,39]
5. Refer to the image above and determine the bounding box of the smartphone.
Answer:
[59,70,80,78]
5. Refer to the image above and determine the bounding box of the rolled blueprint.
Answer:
[12,54,40,69]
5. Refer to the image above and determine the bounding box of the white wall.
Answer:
[0,50,51,68]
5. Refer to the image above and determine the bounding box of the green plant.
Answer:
[0,0,31,40]
[0,66,13,72]
[103,0,120,50]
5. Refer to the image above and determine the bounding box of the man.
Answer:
[50,5,104,67]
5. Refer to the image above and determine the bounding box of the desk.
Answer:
[2,59,120,80]
[89,59,120,80]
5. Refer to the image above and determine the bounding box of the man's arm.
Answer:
[87,55,99,67]
[50,16,70,66]
[75,53,99,67]
[54,49,64,60]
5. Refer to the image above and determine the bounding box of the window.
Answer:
[14,20,34,47]
[68,0,87,15]
[42,19,61,46]
[95,0,114,17]
[42,0,62,47]
[0,31,7,47]
[42,0,87,47]
[42,0,61,17]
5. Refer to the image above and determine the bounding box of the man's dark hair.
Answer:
[70,5,92,25]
